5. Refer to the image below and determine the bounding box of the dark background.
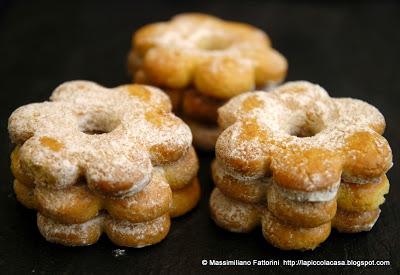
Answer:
[0,1,399,274]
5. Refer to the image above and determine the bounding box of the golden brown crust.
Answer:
[12,149,199,247]
[337,175,389,212]
[182,89,224,124]
[211,82,392,250]
[343,131,392,182]
[332,208,380,233]
[104,171,172,223]
[261,211,331,251]
[37,213,102,246]
[8,81,200,247]
[251,48,288,85]
[130,13,287,98]
[267,184,337,228]
[143,47,196,89]
[215,118,271,179]
[145,110,192,165]
[164,88,185,112]
[104,214,171,248]
[9,81,193,197]
[216,81,392,191]
[209,188,261,233]
[212,160,268,204]
[184,118,221,151]
[13,180,37,209]
[193,56,255,99]
[162,146,199,190]
[35,184,102,224]
[272,147,343,192]
[210,81,392,249]
[11,146,34,187]
[170,177,201,217]
[37,213,171,247]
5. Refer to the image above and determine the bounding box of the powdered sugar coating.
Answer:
[131,13,287,98]
[8,81,192,196]
[104,214,170,248]
[37,213,171,248]
[209,188,260,233]
[216,81,392,191]
[135,13,269,60]
[37,213,103,246]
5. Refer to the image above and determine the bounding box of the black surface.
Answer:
[1,1,399,274]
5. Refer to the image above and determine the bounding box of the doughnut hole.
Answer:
[267,184,337,228]
[272,147,342,192]
[209,188,261,233]
[35,184,102,224]
[337,175,389,212]
[104,172,172,223]
[104,214,171,248]
[212,160,268,204]
[11,146,34,187]
[170,177,201,217]
[194,56,255,100]
[143,47,196,89]
[288,113,327,138]
[343,131,392,181]
[13,180,37,209]
[78,111,120,135]
[261,211,331,251]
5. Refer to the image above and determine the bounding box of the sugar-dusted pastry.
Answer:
[210,81,392,250]
[9,81,200,247]
[128,13,288,150]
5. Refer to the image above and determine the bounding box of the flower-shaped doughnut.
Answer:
[8,81,200,247]
[129,13,288,99]
[217,81,392,189]
[211,81,393,250]
[9,81,192,196]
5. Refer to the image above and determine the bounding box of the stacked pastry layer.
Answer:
[8,81,200,247]
[128,13,287,150]
[210,81,392,250]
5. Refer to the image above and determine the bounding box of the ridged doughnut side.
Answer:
[261,211,331,251]
[162,146,199,190]
[209,188,261,233]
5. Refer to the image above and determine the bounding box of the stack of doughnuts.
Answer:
[210,81,392,250]
[128,13,288,150]
[8,81,200,247]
